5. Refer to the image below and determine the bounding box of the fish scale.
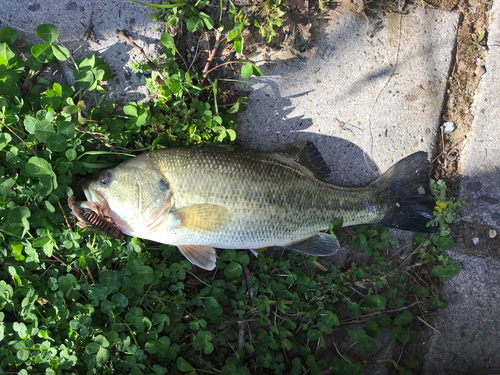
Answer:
[147,147,384,247]
[75,144,437,270]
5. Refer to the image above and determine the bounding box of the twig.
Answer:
[76,127,106,137]
[201,30,227,84]
[397,340,406,364]
[342,341,358,358]
[0,17,35,33]
[188,33,208,73]
[417,316,440,334]
[332,335,352,364]
[431,136,466,164]
[116,29,165,82]
[445,137,466,157]
[86,265,96,284]
[440,125,445,167]
[244,266,254,299]
[104,145,150,152]
[405,259,431,270]
[340,301,423,325]
[205,60,245,76]
[139,284,153,308]
[58,201,73,232]
[52,254,80,273]
[21,64,49,93]
[238,321,245,350]
[0,119,36,155]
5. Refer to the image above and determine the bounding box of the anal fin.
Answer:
[178,245,217,270]
[285,233,339,256]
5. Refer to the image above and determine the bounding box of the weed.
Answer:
[420,0,434,9]
[428,179,467,236]
[319,0,332,11]
[131,32,261,146]
[253,0,287,43]
[0,24,462,375]
[131,0,215,32]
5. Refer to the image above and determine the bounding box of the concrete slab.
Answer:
[460,0,500,232]
[0,0,160,107]
[423,251,500,375]
[423,1,500,373]
[236,6,460,187]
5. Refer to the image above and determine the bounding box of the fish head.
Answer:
[81,159,174,237]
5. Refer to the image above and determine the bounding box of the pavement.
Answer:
[236,6,459,186]
[1,1,499,374]
[423,0,500,373]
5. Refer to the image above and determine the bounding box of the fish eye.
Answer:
[98,171,112,186]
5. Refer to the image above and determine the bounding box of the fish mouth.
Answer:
[68,181,123,240]
[79,179,93,206]
[78,179,111,218]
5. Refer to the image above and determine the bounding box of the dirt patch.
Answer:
[450,220,500,256]
[427,0,491,195]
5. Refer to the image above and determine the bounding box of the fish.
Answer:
[69,142,437,270]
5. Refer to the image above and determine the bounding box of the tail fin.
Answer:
[372,152,437,233]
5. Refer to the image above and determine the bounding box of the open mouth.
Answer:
[68,183,124,241]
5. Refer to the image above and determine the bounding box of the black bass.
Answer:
[70,143,436,270]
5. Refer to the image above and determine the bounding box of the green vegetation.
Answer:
[129,31,256,146]
[0,17,465,375]
[130,0,215,32]
[252,0,286,43]
[139,0,287,45]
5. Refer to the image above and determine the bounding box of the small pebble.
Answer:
[489,229,497,239]
[472,237,480,245]
[443,121,456,133]
[475,65,486,77]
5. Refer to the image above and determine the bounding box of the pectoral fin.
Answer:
[285,233,339,256]
[178,245,217,270]
[172,204,231,233]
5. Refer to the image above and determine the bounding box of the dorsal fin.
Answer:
[274,142,331,179]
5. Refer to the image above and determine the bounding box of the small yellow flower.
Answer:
[440,202,447,209]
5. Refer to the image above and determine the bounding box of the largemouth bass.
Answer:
[70,143,436,270]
